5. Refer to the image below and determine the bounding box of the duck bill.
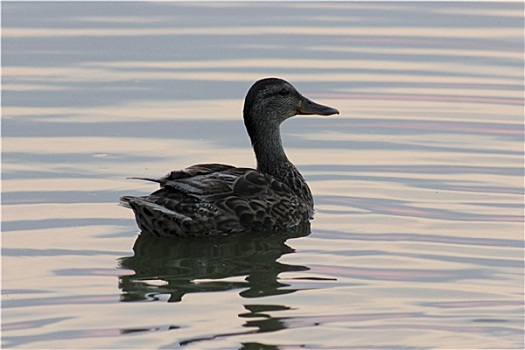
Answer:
[298,97,339,116]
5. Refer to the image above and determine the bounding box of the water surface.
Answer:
[2,2,524,349]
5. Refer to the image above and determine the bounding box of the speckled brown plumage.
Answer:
[121,78,338,237]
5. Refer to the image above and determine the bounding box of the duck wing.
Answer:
[121,163,307,237]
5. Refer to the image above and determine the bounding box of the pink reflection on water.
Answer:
[310,265,466,282]
[325,196,524,223]
[317,92,524,106]
[425,300,523,309]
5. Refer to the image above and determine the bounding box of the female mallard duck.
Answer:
[121,78,339,237]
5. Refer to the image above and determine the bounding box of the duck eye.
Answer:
[278,89,290,96]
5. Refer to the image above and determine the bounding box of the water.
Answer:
[2,2,524,349]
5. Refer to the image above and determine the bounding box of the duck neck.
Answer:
[250,124,313,207]
[252,124,289,174]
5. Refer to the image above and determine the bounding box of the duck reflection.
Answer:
[118,223,310,302]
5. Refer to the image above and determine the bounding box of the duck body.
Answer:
[121,78,338,237]
[121,163,312,237]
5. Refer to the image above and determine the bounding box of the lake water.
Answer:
[2,2,524,349]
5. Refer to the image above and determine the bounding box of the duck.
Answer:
[120,77,339,237]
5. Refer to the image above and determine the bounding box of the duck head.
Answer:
[243,77,339,140]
